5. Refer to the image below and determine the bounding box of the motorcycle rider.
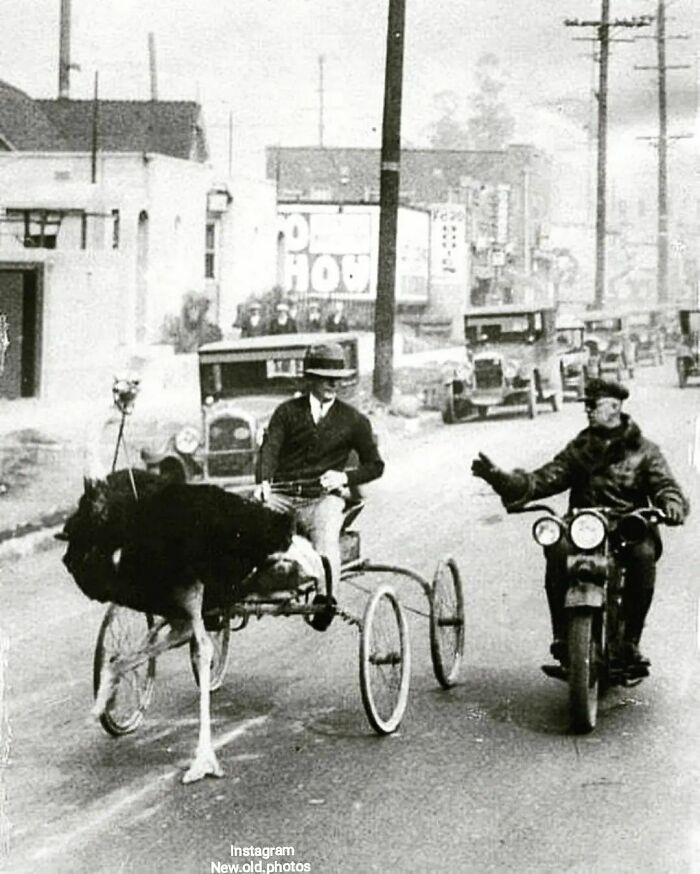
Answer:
[471,378,688,669]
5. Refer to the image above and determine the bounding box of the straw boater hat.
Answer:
[304,342,355,378]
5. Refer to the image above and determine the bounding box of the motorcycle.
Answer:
[512,503,668,732]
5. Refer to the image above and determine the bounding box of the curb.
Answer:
[0,523,66,564]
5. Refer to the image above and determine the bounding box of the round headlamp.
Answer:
[174,425,200,455]
[532,516,562,547]
[503,359,519,379]
[569,511,606,550]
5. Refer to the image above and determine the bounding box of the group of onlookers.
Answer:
[239,299,349,339]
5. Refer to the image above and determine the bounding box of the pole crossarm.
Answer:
[564,17,653,27]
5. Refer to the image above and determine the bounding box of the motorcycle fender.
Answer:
[565,583,605,609]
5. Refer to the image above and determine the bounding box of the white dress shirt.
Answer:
[309,393,335,425]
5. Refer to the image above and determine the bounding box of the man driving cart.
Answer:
[471,378,688,671]
[256,342,385,621]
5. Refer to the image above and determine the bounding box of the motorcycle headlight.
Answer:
[569,512,607,550]
[174,425,200,455]
[532,517,563,547]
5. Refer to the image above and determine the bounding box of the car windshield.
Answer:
[198,341,359,402]
[585,318,622,332]
[465,313,543,344]
[556,328,583,349]
[200,358,305,401]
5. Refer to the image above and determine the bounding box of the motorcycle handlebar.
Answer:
[509,504,668,524]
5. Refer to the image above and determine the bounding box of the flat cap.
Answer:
[581,377,629,403]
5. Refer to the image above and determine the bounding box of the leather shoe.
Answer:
[309,594,337,632]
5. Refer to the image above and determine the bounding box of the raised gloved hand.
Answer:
[662,501,684,526]
[471,452,526,504]
[471,453,504,487]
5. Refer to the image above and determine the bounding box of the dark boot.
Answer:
[623,588,653,666]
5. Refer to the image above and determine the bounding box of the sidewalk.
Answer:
[0,338,456,557]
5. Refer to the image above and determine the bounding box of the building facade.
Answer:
[0,82,278,399]
[267,143,555,314]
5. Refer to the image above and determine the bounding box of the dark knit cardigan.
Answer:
[259,395,384,487]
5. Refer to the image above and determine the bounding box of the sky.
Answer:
[0,0,697,181]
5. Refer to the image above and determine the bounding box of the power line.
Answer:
[564,3,653,309]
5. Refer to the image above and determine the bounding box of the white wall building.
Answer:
[0,83,278,400]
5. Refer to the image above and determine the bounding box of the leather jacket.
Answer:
[503,415,689,519]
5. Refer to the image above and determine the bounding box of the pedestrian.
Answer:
[256,341,384,618]
[306,301,323,332]
[287,294,300,328]
[269,301,298,335]
[471,378,688,669]
[239,300,266,338]
[325,300,349,333]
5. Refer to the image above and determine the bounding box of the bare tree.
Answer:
[466,54,515,150]
[427,90,471,149]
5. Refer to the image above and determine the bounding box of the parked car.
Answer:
[441,305,563,423]
[632,329,664,366]
[141,332,360,487]
[555,315,588,400]
[582,312,635,381]
[676,309,700,388]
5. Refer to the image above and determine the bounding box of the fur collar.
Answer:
[568,414,643,473]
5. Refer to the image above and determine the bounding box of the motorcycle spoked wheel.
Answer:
[568,611,603,733]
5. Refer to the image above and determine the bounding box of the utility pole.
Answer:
[90,71,99,184]
[373,0,405,404]
[58,0,79,98]
[227,108,233,177]
[318,55,325,148]
[565,5,651,309]
[635,2,691,305]
[148,32,159,101]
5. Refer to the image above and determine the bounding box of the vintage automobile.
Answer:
[632,329,664,366]
[141,332,360,487]
[676,309,700,388]
[626,310,665,366]
[582,312,635,382]
[442,305,563,423]
[555,315,588,400]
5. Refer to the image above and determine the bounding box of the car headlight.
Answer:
[503,359,519,379]
[569,511,607,550]
[174,425,200,455]
[532,516,563,547]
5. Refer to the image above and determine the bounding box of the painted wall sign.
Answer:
[278,205,429,302]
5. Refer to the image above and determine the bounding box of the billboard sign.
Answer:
[278,204,429,303]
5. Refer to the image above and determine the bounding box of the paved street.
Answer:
[2,362,699,874]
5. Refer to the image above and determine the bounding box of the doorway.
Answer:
[0,267,42,398]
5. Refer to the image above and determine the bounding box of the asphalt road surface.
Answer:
[2,362,699,874]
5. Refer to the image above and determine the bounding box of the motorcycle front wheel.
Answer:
[568,612,600,733]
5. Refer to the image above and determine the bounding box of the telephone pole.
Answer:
[373,0,405,404]
[635,1,691,305]
[148,32,159,101]
[565,4,652,309]
[318,55,325,148]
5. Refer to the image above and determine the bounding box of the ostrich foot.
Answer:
[182,747,224,783]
